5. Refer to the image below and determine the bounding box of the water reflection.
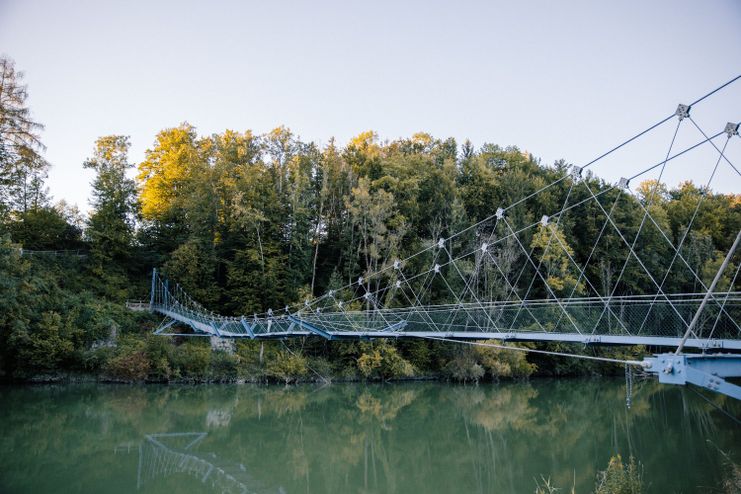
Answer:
[138,432,284,494]
[0,380,738,494]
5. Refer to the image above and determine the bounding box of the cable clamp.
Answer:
[724,122,739,138]
[675,103,691,121]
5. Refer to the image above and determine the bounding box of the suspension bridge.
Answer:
[145,76,741,399]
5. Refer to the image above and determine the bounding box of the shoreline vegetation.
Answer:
[1,55,738,387]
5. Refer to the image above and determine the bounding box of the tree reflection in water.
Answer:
[0,380,738,494]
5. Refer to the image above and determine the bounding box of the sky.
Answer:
[1,0,740,212]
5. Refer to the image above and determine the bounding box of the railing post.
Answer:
[150,268,157,307]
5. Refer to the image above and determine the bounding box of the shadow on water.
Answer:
[0,379,739,493]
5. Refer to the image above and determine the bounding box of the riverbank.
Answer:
[5,332,644,385]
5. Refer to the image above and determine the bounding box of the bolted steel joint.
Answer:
[675,103,691,121]
[724,122,740,138]
[618,177,630,190]
[495,207,505,220]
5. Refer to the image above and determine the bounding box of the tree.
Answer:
[137,123,204,221]
[0,57,49,216]
[0,57,50,222]
[530,223,584,297]
[83,136,138,278]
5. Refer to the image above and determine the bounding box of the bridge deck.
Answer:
[150,294,741,350]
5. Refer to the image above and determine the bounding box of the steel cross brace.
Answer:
[154,318,178,335]
[642,353,741,400]
[239,317,255,339]
[287,315,335,340]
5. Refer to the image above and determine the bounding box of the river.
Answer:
[0,379,739,493]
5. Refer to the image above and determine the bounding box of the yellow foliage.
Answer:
[137,123,203,219]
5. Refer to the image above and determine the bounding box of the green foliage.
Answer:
[473,340,537,379]
[442,353,485,382]
[1,56,739,381]
[105,347,150,381]
[355,341,414,380]
[594,455,642,494]
[535,455,642,494]
[265,351,308,383]
[170,341,211,379]
[210,350,238,380]
[83,135,137,279]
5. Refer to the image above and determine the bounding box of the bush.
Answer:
[171,341,211,379]
[356,341,414,380]
[105,348,150,381]
[594,455,642,494]
[474,340,536,379]
[265,351,308,383]
[210,350,238,380]
[442,352,485,382]
[144,335,172,380]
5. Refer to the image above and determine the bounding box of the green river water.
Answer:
[0,379,739,493]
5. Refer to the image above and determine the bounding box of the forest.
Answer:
[1,56,739,383]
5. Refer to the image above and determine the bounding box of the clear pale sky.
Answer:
[1,0,739,211]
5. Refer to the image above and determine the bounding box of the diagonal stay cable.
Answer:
[545,222,632,336]
[501,216,583,334]
[637,135,733,335]
[441,243,507,333]
[580,180,699,337]
[484,250,548,331]
[588,119,682,333]
[509,180,576,330]
[689,116,741,177]
[552,188,622,332]
[627,187,741,333]
[416,335,645,367]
